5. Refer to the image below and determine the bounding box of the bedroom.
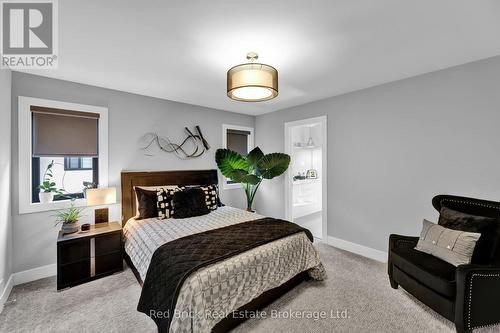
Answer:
[1,1,500,333]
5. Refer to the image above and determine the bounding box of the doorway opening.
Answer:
[285,116,327,241]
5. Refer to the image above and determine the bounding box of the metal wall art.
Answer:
[139,126,210,159]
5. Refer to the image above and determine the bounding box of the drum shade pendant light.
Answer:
[227,52,278,102]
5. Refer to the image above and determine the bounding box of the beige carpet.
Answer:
[1,243,498,333]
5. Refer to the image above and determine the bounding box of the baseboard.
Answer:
[327,236,388,263]
[0,275,14,313]
[0,263,56,314]
[11,263,56,286]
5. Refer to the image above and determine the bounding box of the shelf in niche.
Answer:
[293,179,319,185]
[293,201,316,207]
[293,145,320,150]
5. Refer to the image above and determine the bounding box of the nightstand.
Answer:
[57,222,123,290]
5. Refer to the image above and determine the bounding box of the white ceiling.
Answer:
[21,0,500,115]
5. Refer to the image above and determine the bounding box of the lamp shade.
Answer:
[227,62,278,102]
[86,187,116,206]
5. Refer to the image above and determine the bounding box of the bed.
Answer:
[121,169,325,333]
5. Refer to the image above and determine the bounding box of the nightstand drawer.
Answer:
[58,259,90,287]
[95,233,121,256]
[59,239,90,264]
[95,252,123,275]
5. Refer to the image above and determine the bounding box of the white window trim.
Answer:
[221,124,254,190]
[18,96,109,214]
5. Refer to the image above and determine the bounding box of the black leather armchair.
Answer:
[388,195,500,333]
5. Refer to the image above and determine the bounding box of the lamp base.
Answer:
[94,208,109,224]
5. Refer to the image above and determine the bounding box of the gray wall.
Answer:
[11,72,254,273]
[9,55,500,273]
[0,70,12,295]
[255,55,500,252]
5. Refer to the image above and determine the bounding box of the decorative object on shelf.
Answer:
[81,223,90,232]
[306,125,316,148]
[227,52,278,102]
[139,126,210,159]
[293,142,304,148]
[82,181,98,198]
[306,136,315,148]
[306,169,318,179]
[38,160,64,203]
[216,147,290,211]
[54,201,85,234]
[293,172,307,181]
[86,187,117,224]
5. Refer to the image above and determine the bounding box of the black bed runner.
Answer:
[137,217,313,332]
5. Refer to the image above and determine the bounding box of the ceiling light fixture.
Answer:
[227,52,278,102]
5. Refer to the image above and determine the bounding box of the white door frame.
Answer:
[284,115,327,241]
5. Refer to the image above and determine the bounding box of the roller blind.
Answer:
[227,129,250,156]
[31,106,99,157]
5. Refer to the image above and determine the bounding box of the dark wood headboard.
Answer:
[120,169,218,225]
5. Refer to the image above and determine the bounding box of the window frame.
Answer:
[221,124,254,190]
[18,96,108,214]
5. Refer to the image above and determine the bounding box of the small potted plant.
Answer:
[38,160,63,203]
[54,201,85,234]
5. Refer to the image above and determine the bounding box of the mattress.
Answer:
[123,206,325,333]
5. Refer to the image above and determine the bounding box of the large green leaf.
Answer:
[215,149,249,179]
[257,153,291,179]
[246,147,264,167]
[229,170,260,185]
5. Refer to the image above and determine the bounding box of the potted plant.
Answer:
[38,160,63,203]
[54,201,85,234]
[215,147,290,212]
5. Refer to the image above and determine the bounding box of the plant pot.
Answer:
[61,221,80,234]
[39,192,54,203]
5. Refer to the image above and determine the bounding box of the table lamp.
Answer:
[86,187,116,224]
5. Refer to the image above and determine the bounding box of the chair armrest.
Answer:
[389,234,419,251]
[455,264,500,332]
[388,234,419,279]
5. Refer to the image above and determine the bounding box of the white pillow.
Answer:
[415,219,481,266]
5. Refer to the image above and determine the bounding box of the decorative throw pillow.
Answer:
[134,187,158,220]
[185,184,220,210]
[134,185,179,217]
[213,184,224,207]
[172,188,210,219]
[157,187,183,219]
[439,206,500,264]
[199,184,219,211]
[415,219,481,266]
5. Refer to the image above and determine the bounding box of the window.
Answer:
[18,97,108,214]
[64,157,93,171]
[32,157,98,203]
[222,124,254,189]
